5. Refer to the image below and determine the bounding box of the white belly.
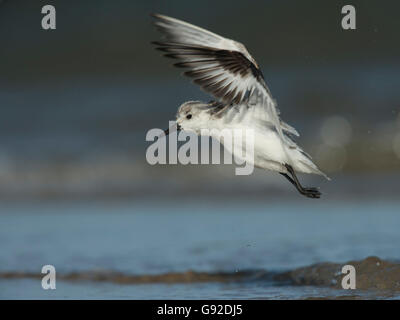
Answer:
[208,124,289,172]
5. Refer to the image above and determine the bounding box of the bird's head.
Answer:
[164,101,210,136]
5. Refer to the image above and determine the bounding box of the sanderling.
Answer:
[151,14,329,198]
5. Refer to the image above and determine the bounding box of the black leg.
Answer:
[279,172,296,187]
[280,164,321,199]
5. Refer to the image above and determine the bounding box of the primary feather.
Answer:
[151,13,297,140]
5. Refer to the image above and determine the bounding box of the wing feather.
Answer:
[151,13,299,142]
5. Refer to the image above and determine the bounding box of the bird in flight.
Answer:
[151,14,329,198]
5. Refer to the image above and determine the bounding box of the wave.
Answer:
[1,257,399,292]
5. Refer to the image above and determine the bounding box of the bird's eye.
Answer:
[186,114,192,120]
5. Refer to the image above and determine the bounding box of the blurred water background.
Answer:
[0,0,400,299]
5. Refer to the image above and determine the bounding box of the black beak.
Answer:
[161,123,181,137]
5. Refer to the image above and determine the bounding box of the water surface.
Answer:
[1,200,399,299]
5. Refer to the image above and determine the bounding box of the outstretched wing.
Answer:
[151,13,298,138]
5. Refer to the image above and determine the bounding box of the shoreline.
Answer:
[2,257,399,291]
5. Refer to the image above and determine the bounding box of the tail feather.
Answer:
[281,121,299,137]
[299,159,331,180]
[290,144,330,180]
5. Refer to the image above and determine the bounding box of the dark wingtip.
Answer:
[150,13,168,22]
[149,13,160,19]
[151,41,168,47]
[174,62,188,68]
